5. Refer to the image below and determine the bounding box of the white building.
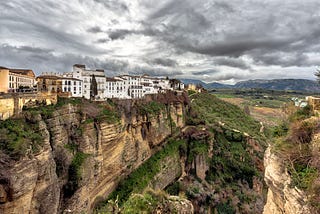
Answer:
[105,77,128,99]
[61,77,83,97]
[60,64,178,100]
[68,64,106,99]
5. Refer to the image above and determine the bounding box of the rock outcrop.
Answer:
[0,92,189,213]
[263,147,312,214]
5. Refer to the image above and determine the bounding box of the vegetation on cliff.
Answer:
[0,118,43,159]
[106,138,185,205]
[99,92,266,213]
[272,104,320,210]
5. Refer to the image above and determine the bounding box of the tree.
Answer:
[90,74,98,99]
[315,68,320,83]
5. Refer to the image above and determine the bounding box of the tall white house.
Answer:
[61,77,83,97]
[68,64,106,99]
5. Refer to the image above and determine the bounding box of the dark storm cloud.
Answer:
[183,37,293,57]
[147,58,178,67]
[108,29,133,40]
[148,0,210,29]
[96,38,110,43]
[17,45,53,54]
[87,26,103,33]
[192,70,219,76]
[129,66,183,77]
[213,57,251,70]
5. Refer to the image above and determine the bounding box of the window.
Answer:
[74,81,76,85]
[74,87,76,91]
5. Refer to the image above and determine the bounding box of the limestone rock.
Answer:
[263,147,312,214]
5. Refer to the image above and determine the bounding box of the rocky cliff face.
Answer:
[0,92,189,213]
[263,147,312,214]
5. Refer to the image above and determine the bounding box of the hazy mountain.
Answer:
[234,79,320,92]
[180,78,320,92]
[179,79,232,89]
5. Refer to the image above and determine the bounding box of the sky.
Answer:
[1,0,320,84]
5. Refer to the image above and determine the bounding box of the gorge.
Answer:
[0,91,318,213]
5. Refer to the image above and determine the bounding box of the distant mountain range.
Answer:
[180,79,320,92]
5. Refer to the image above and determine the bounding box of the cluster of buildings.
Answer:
[0,64,185,100]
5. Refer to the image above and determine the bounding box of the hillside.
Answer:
[234,79,320,92]
[180,78,320,92]
[0,92,267,213]
[98,92,267,213]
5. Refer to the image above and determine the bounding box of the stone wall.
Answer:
[0,92,57,120]
[307,96,320,112]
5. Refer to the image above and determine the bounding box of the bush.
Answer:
[289,105,312,121]
[138,101,165,116]
[104,139,186,206]
[96,107,120,124]
[165,182,180,196]
[288,120,316,144]
[289,163,318,190]
[0,118,43,159]
[64,152,89,197]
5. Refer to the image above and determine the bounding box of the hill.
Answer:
[234,79,320,92]
[180,78,320,92]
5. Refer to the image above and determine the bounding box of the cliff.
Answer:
[0,91,189,213]
[102,93,267,213]
[263,147,312,214]
[263,108,320,213]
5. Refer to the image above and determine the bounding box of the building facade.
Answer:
[0,67,36,93]
[67,64,105,99]
[37,73,83,97]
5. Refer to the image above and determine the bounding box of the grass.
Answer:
[64,152,90,197]
[96,107,120,124]
[206,131,257,188]
[24,97,83,119]
[138,101,165,116]
[102,139,186,207]
[188,93,263,140]
[270,105,320,210]
[0,118,43,159]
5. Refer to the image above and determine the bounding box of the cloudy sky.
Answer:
[1,0,320,84]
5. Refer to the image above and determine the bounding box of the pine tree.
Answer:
[90,74,98,99]
[315,68,320,83]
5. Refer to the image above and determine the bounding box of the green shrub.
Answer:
[0,118,43,159]
[165,182,180,196]
[64,152,90,197]
[289,105,312,121]
[216,200,236,214]
[206,132,257,188]
[104,139,186,206]
[138,101,165,116]
[96,107,120,124]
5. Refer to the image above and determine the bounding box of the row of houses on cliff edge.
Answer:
[0,66,36,93]
[0,64,185,100]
